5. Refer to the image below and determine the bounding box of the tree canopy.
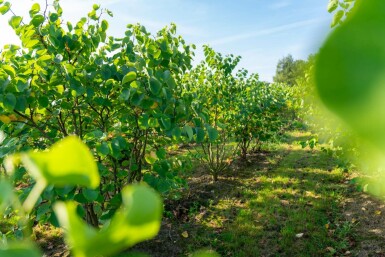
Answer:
[273,54,306,86]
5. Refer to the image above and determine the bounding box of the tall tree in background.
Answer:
[273,54,306,86]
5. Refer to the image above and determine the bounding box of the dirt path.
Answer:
[342,191,385,256]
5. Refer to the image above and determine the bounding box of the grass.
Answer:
[1,130,356,257]
[166,130,354,256]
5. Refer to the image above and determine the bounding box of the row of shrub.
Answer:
[0,1,294,256]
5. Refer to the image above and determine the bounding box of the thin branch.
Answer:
[13,110,55,144]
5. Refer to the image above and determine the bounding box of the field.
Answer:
[4,131,382,257]
[2,0,385,256]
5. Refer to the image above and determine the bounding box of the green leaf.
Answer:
[67,21,73,31]
[172,127,181,139]
[331,10,344,27]
[0,242,43,257]
[165,75,176,89]
[160,116,171,130]
[25,39,39,49]
[207,127,219,142]
[196,127,205,143]
[0,2,11,15]
[148,117,159,128]
[139,114,149,129]
[36,202,50,220]
[88,10,97,20]
[74,193,87,204]
[50,13,59,22]
[101,20,108,31]
[54,201,97,256]
[122,71,137,85]
[4,93,16,111]
[115,184,162,226]
[156,149,167,160]
[38,96,49,108]
[2,65,15,77]
[92,4,100,10]
[21,136,100,188]
[327,0,339,13]
[149,77,161,95]
[145,151,158,165]
[54,184,162,257]
[120,88,130,101]
[0,179,14,214]
[9,16,22,29]
[29,3,40,16]
[15,96,27,111]
[96,142,110,156]
[31,15,44,27]
[38,55,52,62]
[316,0,385,151]
[101,65,111,80]
[184,125,194,140]
[82,188,99,202]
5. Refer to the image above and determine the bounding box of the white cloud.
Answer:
[270,1,291,10]
[207,17,328,46]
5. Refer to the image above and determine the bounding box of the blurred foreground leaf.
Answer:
[316,0,385,151]
[0,242,42,257]
[54,184,162,257]
[21,136,100,188]
[0,179,14,213]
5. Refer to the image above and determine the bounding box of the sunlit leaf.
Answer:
[2,65,15,77]
[9,16,22,29]
[327,0,339,13]
[331,10,344,27]
[0,242,42,257]
[0,115,11,124]
[122,71,137,85]
[21,136,100,188]
[29,3,40,16]
[0,2,11,15]
[316,0,385,151]
[54,184,162,257]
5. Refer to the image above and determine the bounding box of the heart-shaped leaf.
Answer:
[21,136,100,188]
[122,71,137,85]
[54,184,162,257]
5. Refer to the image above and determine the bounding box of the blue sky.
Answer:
[0,0,332,81]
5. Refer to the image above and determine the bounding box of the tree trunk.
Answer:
[85,203,99,227]
[213,172,218,182]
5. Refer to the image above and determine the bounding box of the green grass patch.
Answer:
[180,131,352,256]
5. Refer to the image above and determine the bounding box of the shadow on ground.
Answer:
[132,132,354,257]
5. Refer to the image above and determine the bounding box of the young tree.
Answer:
[0,0,194,226]
[185,46,241,181]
